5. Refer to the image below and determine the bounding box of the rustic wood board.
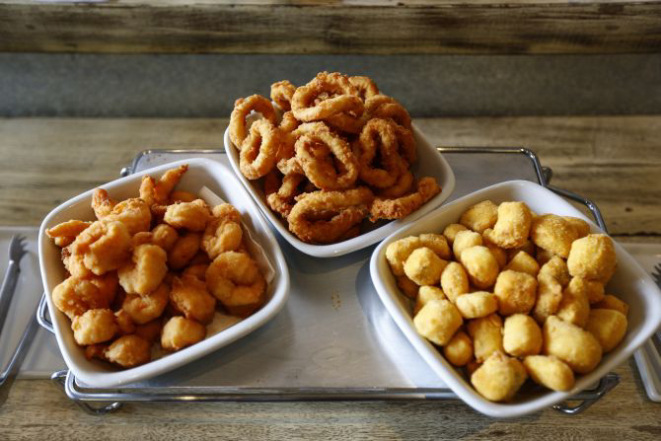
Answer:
[1,1,661,54]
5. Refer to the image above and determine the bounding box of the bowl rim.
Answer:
[223,123,456,258]
[38,157,290,388]
[370,179,661,417]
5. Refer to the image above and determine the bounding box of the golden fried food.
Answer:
[452,230,483,263]
[483,201,532,249]
[161,316,206,351]
[349,75,380,101]
[271,80,296,111]
[170,190,198,204]
[418,233,451,260]
[538,255,570,287]
[104,198,152,235]
[72,309,118,346]
[182,263,208,281]
[414,286,446,315]
[52,274,118,319]
[467,313,504,362]
[460,246,499,289]
[369,177,440,222]
[503,251,539,277]
[46,220,92,247]
[557,279,591,328]
[585,309,627,352]
[265,171,306,218]
[396,275,420,299]
[440,262,469,303]
[122,283,169,325]
[564,216,591,238]
[503,314,542,357]
[413,299,463,346]
[523,355,575,392]
[201,206,244,259]
[104,335,151,368]
[532,274,563,324]
[442,223,469,245]
[134,320,162,343]
[114,309,136,335]
[170,275,217,324]
[543,316,602,374]
[494,270,537,316]
[403,247,447,286]
[72,220,132,276]
[239,119,281,180]
[229,94,278,148]
[365,94,412,131]
[443,331,473,367]
[593,294,629,316]
[168,232,202,270]
[164,199,212,232]
[505,239,536,262]
[149,224,179,251]
[530,214,577,258]
[118,244,168,296]
[206,251,266,317]
[459,200,498,234]
[455,291,498,319]
[385,236,422,276]
[486,244,508,269]
[471,351,527,402]
[291,72,363,122]
[354,118,405,189]
[567,234,617,283]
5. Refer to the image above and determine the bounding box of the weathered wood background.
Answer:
[1,0,661,54]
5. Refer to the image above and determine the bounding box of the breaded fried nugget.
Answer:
[567,234,617,283]
[459,200,498,234]
[483,202,532,249]
[530,214,577,258]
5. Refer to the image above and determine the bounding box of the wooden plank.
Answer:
[1,1,661,54]
[0,116,659,237]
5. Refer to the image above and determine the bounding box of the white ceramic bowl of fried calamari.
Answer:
[38,158,290,388]
[370,180,661,418]
[224,124,455,258]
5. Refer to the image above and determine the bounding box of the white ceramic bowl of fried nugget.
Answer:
[38,158,290,388]
[370,179,661,417]
[224,123,455,258]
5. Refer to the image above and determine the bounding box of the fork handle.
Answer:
[0,261,20,335]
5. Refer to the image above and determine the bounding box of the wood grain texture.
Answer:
[0,115,660,438]
[1,1,661,54]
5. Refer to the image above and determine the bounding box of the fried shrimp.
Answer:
[291,72,364,122]
[122,283,169,324]
[369,177,440,221]
[72,309,118,345]
[52,273,118,319]
[164,199,212,232]
[104,198,152,235]
[168,232,201,270]
[229,94,278,149]
[92,189,117,219]
[206,251,266,317]
[72,220,132,275]
[161,316,206,351]
[140,164,190,209]
[271,80,296,111]
[46,220,92,247]
[118,244,168,295]
[239,119,280,180]
[287,187,374,244]
[104,335,151,368]
[202,204,244,259]
[170,275,217,324]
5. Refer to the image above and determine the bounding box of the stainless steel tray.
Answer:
[35,147,619,415]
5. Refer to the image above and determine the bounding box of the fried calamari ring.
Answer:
[229,94,278,149]
[287,187,374,244]
[365,95,412,130]
[378,169,414,199]
[239,119,280,180]
[354,118,405,189]
[265,171,306,218]
[325,112,366,135]
[276,111,301,162]
[349,76,380,101]
[291,72,364,122]
[270,80,296,111]
[369,177,441,221]
[293,122,359,190]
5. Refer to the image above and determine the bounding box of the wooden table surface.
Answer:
[0,116,660,439]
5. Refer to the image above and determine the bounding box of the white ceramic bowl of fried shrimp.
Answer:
[224,124,455,258]
[370,180,661,418]
[38,158,290,388]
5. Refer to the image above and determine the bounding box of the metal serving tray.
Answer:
[35,147,618,415]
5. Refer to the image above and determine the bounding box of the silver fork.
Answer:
[0,235,28,335]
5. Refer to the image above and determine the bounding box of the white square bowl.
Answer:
[38,158,290,388]
[370,179,661,417]
[224,124,455,258]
